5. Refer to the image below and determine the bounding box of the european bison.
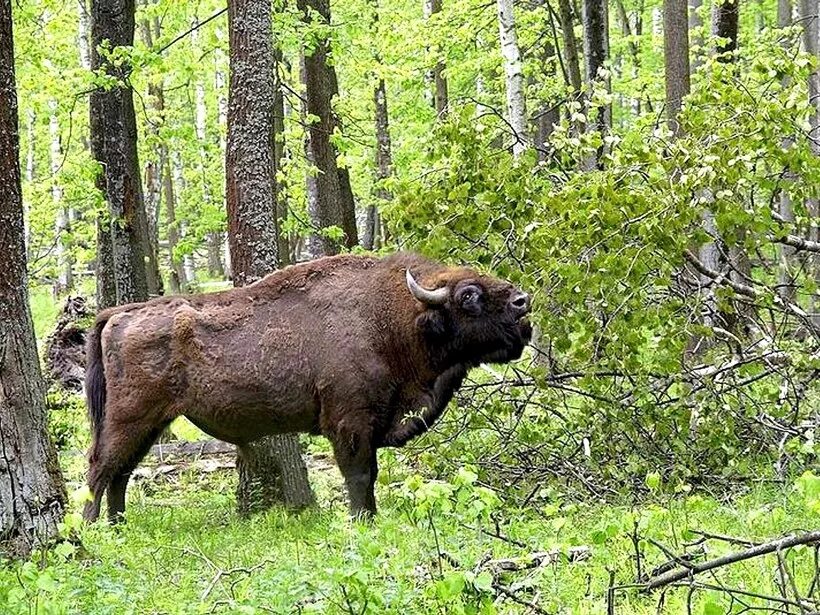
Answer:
[84,252,531,522]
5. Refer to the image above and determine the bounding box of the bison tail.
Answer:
[85,318,108,443]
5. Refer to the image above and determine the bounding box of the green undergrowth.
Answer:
[1,451,817,614]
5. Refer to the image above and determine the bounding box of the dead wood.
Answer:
[645,530,820,591]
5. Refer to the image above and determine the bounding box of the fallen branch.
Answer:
[483,546,591,574]
[645,530,820,591]
[150,439,235,461]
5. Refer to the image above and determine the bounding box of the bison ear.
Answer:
[416,310,449,340]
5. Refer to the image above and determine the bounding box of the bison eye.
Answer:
[456,285,483,316]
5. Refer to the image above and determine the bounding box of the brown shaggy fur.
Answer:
[83,252,531,522]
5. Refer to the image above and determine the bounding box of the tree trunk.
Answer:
[365,76,393,250]
[800,0,820,326]
[689,0,703,72]
[778,0,797,306]
[0,0,67,558]
[497,0,528,157]
[425,0,449,115]
[226,0,315,514]
[582,0,610,168]
[273,49,290,266]
[162,147,187,293]
[49,103,74,294]
[77,0,91,70]
[140,15,165,298]
[663,0,690,135]
[298,0,358,254]
[615,0,643,116]
[557,0,583,93]
[712,0,739,59]
[90,0,150,305]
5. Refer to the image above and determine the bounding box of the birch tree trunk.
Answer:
[800,0,820,325]
[77,0,91,70]
[226,0,315,515]
[0,0,67,558]
[497,0,528,157]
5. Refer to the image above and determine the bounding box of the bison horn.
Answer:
[406,269,449,305]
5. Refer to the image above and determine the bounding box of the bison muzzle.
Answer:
[83,252,531,522]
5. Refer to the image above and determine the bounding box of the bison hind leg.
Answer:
[105,421,171,523]
[84,414,171,524]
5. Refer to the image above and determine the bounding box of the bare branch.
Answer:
[645,531,820,591]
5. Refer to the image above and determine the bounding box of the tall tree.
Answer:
[226,0,315,515]
[299,0,359,254]
[557,0,583,94]
[425,0,449,115]
[497,0,528,156]
[90,0,154,306]
[272,49,291,266]
[364,0,393,250]
[712,0,739,58]
[663,0,690,135]
[0,0,66,558]
[777,0,797,306]
[800,0,820,325]
[582,0,610,167]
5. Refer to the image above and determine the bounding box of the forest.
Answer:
[0,0,819,611]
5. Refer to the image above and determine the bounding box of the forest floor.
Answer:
[5,287,817,613]
[0,432,817,614]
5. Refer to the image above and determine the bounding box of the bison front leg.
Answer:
[331,430,378,519]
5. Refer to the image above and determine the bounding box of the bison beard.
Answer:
[83,252,531,522]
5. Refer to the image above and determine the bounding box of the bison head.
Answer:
[406,268,532,368]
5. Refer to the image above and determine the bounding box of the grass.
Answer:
[0,443,817,614]
[15,283,820,614]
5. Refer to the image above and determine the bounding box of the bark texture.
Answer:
[0,0,67,557]
[497,0,528,156]
[425,0,449,114]
[90,0,151,306]
[226,0,315,513]
[364,77,392,250]
[298,0,358,255]
[582,0,611,167]
[663,0,690,135]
